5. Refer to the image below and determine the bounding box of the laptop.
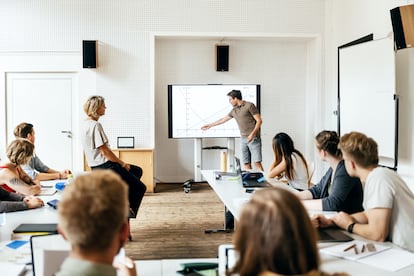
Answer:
[30,234,130,276]
[215,157,271,188]
[214,156,242,178]
[317,228,353,242]
[30,234,70,276]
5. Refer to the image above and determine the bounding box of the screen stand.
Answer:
[194,138,203,182]
[184,137,235,193]
[194,137,235,180]
[183,138,202,193]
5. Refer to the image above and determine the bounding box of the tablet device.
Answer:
[218,244,238,275]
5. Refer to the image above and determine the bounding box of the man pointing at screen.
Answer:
[201,89,264,172]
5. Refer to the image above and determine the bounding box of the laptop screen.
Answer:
[30,234,70,276]
[234,156,242,175]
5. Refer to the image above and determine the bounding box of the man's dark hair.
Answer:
[227,90,242,100]
[14,122,34,138]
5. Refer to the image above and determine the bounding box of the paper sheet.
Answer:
[40,188,57,196]
[0,262,26,276]
[320,240,390,261]
[321,240,414,271]
[0,240,31,264]
[357,248,414,272]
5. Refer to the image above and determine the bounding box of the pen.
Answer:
[343,243,356,252]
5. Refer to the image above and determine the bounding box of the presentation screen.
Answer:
[339,37,397,168]
[168,84,260,138]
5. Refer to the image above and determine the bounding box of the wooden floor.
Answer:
[125,182,234,260]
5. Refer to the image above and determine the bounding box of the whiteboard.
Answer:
[168,84,260,138]
[339,37,397,168]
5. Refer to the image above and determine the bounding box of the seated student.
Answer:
[0,139,41,195]
[82,95,146,218]
[56,170,136,276]
[268,132,310,191]
[0,186,44,212]
[313,132,414,252]
[14,122,72,181]
[297,130,363,214]
[230,187,347,276]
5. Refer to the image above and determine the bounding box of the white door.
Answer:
[6,72,74,171]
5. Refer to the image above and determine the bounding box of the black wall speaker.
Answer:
[82,40,97,68]
[216,45,229,71]
[390,4,414,50]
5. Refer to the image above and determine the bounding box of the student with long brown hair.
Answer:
[230,187,347,276]
[268,132,310,191]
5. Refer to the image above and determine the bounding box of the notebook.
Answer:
[13,223,58,234]
[317,228,353,242]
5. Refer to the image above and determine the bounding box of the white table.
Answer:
[201,170,293,220]
[201,170,414,276]
[0,180,62,241]
[135,258,217,276]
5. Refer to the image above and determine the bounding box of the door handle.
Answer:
[61,130,72,138]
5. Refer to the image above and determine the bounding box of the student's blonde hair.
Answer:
[231,187,320,276]
[58,170,129,251]
[83,95,105,119]
[338,131,378,168]
[6,139,34,165]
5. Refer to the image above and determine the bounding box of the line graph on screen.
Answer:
[168,84,260,138]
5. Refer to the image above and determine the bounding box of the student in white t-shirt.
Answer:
[313,131,414,252]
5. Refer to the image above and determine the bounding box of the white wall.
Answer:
[155,37,319,182]
[325,0,414,180]
[0,0,326,181]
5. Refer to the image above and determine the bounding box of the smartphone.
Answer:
[47,199,59,209]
